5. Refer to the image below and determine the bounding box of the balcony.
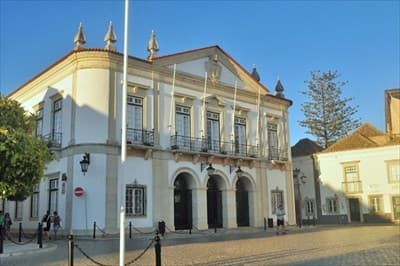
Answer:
[127,128,156,146]
[342,181,363,194]
[170,135,259,158]
[268,148,288,162]
[42,132,62,148]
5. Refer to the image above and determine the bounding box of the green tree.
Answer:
[299,70,361,149]
[0,94,53,201]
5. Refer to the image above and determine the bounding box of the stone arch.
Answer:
[231,173,256,191]
[171,167,201,189]
[201,169,230,189]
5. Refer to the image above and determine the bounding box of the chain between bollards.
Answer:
[68,234,74,266]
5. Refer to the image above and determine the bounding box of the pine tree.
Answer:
[299,70,361,149]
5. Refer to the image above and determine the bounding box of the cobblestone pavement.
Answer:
[0,224,399,266]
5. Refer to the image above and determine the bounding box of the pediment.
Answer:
[153,46,268,94]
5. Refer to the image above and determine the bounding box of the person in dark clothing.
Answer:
[42,210,51,239]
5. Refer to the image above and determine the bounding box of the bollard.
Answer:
[129,221,132,239]
[0,224,3,254]
[154,232,161,266]
[37,223,40,244]
[313,215,316,226]
[68,234,74,266]
[189,223,192,235]
[307,215,310,226]
[264,218,267,231]
[38,223,43,249]
[214,220,217,234]
[19,222,22,242]
[93,221,96,239]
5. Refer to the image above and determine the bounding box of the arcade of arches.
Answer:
[173,171,254,230]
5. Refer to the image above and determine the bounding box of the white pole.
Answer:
[201,72,208,136]
[121,0,129,163]
[168,64,177,134]
[119,206,125,266]
[231,81,237,141]
[120,1,129,265]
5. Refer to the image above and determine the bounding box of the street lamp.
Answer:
[80,153,90,175]
[235,166,243,178]
[206,164,215,176]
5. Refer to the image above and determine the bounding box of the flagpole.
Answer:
[168,64,177,134]
[256,87,261,147]
[120,0,129,265]
[201,72,208,137]
[231,81,237,142]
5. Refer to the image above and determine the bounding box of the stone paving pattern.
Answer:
[0,225,399,265]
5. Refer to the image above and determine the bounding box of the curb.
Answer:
[0,243,57,258]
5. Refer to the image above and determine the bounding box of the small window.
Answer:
[36,107,43,136]
[387,160,400,184]
[325,198,338,214]
[305,199,315,216]
[31,184,40,218]
[369,195,384,214]
[125,184,146,217]
[271,190,284,215]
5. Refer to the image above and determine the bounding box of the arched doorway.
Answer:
[174,174,192,230]
[236,177,250,226]
[207,176,223,228]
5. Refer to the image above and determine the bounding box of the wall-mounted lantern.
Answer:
[235,166,243,178]
[80,153,90,175]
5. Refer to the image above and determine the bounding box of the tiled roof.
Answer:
[291,138,323,157]
[322,123,400,153]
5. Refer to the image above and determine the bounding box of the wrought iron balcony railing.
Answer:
[127,128,156,146]
[170,134,259,158]
[42,132,62,148]
[268,148,289,162]
[342,181,363,193]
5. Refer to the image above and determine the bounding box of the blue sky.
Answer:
[1,0,399,145]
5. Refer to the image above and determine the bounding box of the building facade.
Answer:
[3,24,296,234]
[292,122,400,224]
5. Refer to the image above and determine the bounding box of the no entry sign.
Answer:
[74,187,84,197]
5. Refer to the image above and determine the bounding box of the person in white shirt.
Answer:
[276,204,285,234]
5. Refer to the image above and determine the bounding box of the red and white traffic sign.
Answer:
[74,187,84,197]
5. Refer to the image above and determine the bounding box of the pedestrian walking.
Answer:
[276,204,286,235]
[42,210,51,240]
[52,211,61,239]
[4,212,12,232]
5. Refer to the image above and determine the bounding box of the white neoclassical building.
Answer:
[4,24,296,234]
[292,89,400,225]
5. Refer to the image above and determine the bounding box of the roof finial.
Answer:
[104,21,117,51]
[74,22,86,51]
[275,76,285,98]
[251,64,260,81]
[147,30,160,61]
